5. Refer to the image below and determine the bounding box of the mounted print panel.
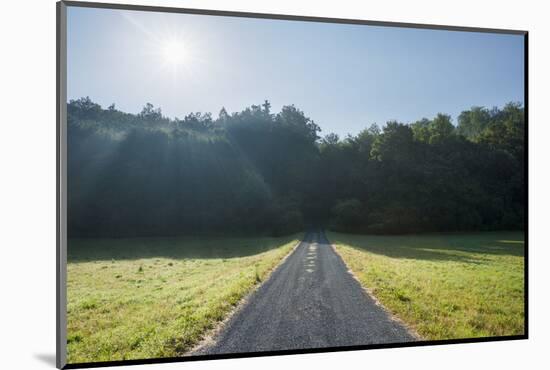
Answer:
[57,1,527,368]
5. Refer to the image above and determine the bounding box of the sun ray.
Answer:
[119,11,203,85]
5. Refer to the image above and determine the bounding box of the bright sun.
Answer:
[161,39,187,66]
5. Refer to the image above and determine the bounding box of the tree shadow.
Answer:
[67,234,303,262]
[325,231,524,264]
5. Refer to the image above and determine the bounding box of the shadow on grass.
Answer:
[68,234,302,262]
[326,231,524,264]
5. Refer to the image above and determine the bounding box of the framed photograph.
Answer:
[57,1,527,368]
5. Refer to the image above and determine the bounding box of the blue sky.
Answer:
[67,6,524,137]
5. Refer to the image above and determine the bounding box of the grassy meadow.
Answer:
[66,234,300,363]
[329,231,525,340]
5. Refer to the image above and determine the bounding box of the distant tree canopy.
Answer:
[67,97,524,237]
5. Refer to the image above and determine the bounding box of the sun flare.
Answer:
[161,39,187,66]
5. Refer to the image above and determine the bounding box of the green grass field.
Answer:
[329,231,525,340]
[66,235,300,363]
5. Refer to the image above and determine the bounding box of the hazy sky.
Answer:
[67,6,524,137]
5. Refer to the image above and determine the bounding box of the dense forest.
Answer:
[67,97,524,237]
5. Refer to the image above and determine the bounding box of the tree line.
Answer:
[67,97,524,237]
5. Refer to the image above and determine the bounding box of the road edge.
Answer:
[185,236,305,355]
[328,239,423,341]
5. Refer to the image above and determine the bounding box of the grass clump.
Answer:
[67,234,299,363]
[328,231,524,340]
